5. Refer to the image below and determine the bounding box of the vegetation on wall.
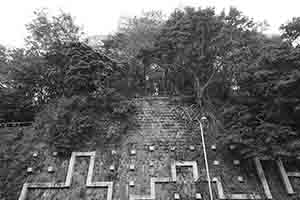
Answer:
[223,35,300,159]
[136,7,300,159]
[1,6,300,161]
[35,42,135,152]
[0,10,135,153]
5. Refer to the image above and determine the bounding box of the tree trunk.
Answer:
[194,76,204,106]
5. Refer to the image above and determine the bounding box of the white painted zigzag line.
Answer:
[213,177,262,200]
[130,159,273,200]
[18,151,113,200]
[129,161,198,200]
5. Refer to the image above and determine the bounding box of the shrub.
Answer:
[35,92,135,153]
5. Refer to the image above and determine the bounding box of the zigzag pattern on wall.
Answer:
[17,152,300,200]
[130,159,272,200]
[18,151,113,200]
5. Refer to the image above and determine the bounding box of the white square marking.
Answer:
[174,193,180,199]
[109,165,115,171]
[196,193,202,199]
[149,161,154,167]
[237,176,244,182]
[130,164,135,171]
[213,160,220,165]
[229,144,236,150]
[27,167,33,173]
[47,166,54,173]
[189,145,195,151]
[212,177,218,182]
[149,146,155,151]
[211,145,216,151]
[130,149,136,155]
[129,181,135,187]
[233,160,240,165]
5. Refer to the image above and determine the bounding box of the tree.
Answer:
[222,32,300,159]
[25,9,83,54]
[8,10,84,103]
[280,17,300,45]
[140,7,259,104]
[106,10,164,60]
[36,42,135,152]
[102,11,165,95]
[0,10,84,121]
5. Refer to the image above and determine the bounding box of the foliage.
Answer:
[140,7,261,103]
[0,47,39,121]
[35,94,134,153]
[25,9,83,54]
[35,42,135,152]
[1,10,135,153]
[0,10,83,122]
[104,10,164,61]
[2,4,300,164]
[0,88,35,122]
[280,17,300,45]
[102,11,165,96]
[223,42,300,159]
[45,42,123,96]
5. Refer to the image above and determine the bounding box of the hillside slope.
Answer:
[1,97,299,200]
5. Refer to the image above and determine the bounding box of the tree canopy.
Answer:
[1,6,300,159]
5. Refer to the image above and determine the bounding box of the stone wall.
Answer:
[16,97,300,200]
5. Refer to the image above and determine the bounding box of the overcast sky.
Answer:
[1,0,299,48]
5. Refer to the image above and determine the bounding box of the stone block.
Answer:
[174,193,180,199]
[111,150,117,155]
[130,149,136,156]
[47,166,54,173]
[52,152,58,156]
[109,165,115,171]
[170,146,176,151]
[189,145,195,151]
[149,146,155,152]
[237,176,244,182]
[27,167,33,173]
[149,161,154,167]
[32,152,38,158]
[229,144,236,150]
[130,164,135,171]
[233,160,240,166]
[212,177,218,182]
[129,181,135,187]
[211,145,216,151]
[196,193,202,199]
[213,160,220,166]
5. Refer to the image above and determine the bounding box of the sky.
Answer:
[1,0,300,48]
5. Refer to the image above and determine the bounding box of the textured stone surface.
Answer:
[16,97,300,200]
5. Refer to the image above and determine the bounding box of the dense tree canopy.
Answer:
[104,11,164,61]
[1,6,300,159]
[138,7,263,103]
[223,40,300,159]
[25,9,83,54]
[135,7,300,159]
[0,10,134,152]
